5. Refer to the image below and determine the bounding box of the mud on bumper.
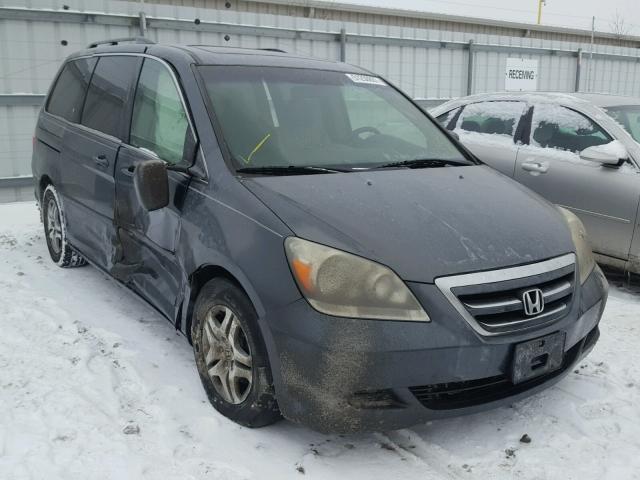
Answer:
[266,268,607,434]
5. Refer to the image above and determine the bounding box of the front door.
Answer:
[452,101,528,177]
[114,57,197,319]
[514,103,640,261]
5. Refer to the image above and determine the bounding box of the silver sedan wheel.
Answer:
[202,305,253,404]
[46,198,63,255]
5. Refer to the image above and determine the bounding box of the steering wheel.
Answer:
[351,126,381,141]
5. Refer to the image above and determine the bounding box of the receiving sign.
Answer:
[505,58,538,91]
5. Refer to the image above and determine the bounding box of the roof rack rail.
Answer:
[87,37,156,49]
[259,48,287,53]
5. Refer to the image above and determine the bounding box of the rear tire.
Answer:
[42,185,87,268]
[191,278,281,428]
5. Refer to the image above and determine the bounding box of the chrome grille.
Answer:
[435,254,576,336]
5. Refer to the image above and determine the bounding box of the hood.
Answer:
[242,165,574,283]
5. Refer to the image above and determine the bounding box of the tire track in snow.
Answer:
[376,430,468,479]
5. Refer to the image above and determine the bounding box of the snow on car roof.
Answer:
[430,91,640,116]
[571,93,640,108]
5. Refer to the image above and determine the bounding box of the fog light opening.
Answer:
[348,389,405,409]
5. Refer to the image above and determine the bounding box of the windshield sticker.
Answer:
[346,73,386,86]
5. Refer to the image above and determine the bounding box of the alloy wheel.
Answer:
[46,198,63,255]
[202,305,253,404]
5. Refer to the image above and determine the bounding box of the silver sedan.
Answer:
[431,92,640,275]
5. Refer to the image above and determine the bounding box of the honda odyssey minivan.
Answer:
[32,39,608,433]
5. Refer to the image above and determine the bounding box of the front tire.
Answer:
[191,278,280,428]
[42,185,87,268]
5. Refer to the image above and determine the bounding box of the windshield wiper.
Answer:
[236,165,348,175]
[374,158,472,169]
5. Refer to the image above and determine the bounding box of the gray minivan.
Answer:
[32,39,608,433]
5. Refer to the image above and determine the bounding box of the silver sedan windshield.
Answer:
[603,105,640,143]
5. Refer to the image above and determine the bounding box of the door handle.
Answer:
[94,154,109,168]
[121,165,136,177]
[521,161,549,174]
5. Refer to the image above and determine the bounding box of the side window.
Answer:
[531,104,611,153]
[456,101,526,138]
[81,56,141,139]
[130,59,193,165]
[46,58,96,123]
[436,108,460,130]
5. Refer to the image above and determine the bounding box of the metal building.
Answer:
[1,0,640,202]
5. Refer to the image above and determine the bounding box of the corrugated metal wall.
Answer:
[1,0,640,202]
[140,0,640,48]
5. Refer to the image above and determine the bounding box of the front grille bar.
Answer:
[543,280,572,302]
[484,302,568,329]
[463,296,521,315]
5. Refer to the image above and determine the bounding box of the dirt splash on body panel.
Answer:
[278,321,377,434]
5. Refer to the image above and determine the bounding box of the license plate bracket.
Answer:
[511,331,565,384]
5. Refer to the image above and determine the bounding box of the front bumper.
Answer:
[264,266,608,433]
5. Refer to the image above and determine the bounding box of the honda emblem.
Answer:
[522,288,545,316]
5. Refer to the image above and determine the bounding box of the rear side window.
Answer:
[456,101,526,138]
[46,58,96,123]
[130,59,193,165]
[81,56,141,139]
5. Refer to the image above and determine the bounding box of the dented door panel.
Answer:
[114,145,189,318]
[58,125,120,269]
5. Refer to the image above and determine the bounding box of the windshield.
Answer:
[198,66,472,172]
[604,105,640,143]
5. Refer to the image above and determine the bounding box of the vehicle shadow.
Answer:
[602,267,640,296]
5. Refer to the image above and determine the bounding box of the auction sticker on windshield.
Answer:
[346,73,387,85]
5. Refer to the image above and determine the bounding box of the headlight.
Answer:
[558,207,596,284]
[284,237,429,321]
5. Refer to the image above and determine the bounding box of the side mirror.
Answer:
[134,160,169,211]
[579,140,628,166]
[450,131,460,141]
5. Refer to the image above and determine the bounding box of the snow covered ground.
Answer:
[1,201,640,480]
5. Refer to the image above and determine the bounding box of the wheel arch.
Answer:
[38,174,53,202]
[180,264,261,344]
